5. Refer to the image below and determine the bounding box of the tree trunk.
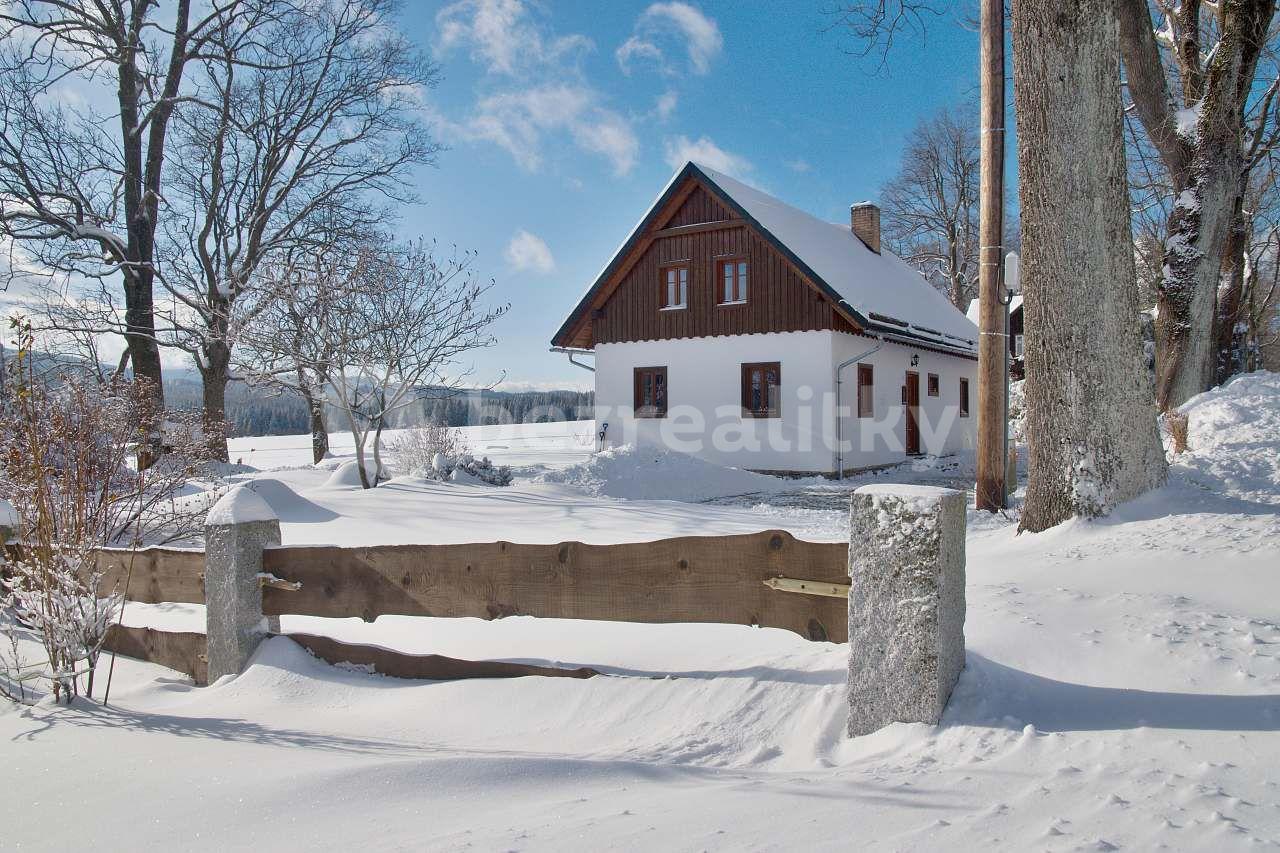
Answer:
[1154,162,1239,410]
[1117,0,1276,410]
[1214,196,1248,385]
[198,348,231,461]
[1012,0,1168,532]
[301,386,330,464]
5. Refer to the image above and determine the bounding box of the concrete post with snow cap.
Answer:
[847,484,966,737]
[204,485,281,681]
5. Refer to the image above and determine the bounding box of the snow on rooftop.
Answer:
[693,163,980,348]
[965,294,1023,326]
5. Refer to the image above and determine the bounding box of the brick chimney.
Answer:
[850,202,881,254]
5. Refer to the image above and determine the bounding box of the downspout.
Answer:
[834,334,884,480]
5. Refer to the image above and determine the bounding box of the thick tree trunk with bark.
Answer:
[1215,197,1249,384]
[1012,0,1168,532]
[199,341,231,464]
[1118,0,1276,410]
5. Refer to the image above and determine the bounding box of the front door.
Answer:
[904,371,921,455]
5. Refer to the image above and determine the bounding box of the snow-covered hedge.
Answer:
[426,452,513,486]
[388,425,512,486]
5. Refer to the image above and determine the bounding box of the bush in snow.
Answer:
[428,452,513,487]
[0,326,212,702]
[387,424,511,486]
[387,423,469,474]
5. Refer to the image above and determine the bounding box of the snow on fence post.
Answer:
[847,484,966,737]
[204,486,281,681]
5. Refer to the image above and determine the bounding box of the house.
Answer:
[966,295,1024,380]
[551,162,980,476]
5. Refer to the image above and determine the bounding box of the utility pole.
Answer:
[976,0,1007,511]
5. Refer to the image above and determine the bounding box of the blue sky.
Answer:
[396,0,997,390]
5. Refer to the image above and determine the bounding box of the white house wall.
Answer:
[594,331,978,475]
[832,332,978,472]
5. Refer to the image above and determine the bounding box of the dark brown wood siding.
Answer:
[666,183,732,227]
[592,216,842,344]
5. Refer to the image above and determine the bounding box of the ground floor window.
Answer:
[959,377,970,417]
[857,363,874,418]
[634,366,668,418]
[741,362,781,417]
[927,373,939,396]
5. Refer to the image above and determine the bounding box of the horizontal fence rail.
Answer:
[95,545,205,604]
[260,530,850,643]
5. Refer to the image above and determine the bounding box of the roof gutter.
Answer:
[550,346,595,373]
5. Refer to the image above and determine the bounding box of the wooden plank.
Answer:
[93,546,205,604]
[103,625,208,685]
[263,530,849,642]
[285,634,598,681]
[652,218,745,239]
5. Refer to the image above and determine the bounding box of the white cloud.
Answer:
[504,229,555,274]
[663,135,752,178]
[435,0,592,76]
[458,83,638,175]
[617,2,722,76]
[431,0,640,175]
[615,36,664,75]
[786,158,812,173]
[653,90,678,121]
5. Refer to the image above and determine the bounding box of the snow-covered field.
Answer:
[4,373,1280,851]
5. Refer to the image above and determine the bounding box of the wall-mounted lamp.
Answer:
[910,354,919,367]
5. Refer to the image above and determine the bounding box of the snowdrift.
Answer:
[1172,370,1280,505]
[535,443,791,501]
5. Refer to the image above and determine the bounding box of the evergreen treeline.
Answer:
[162,373,593,437]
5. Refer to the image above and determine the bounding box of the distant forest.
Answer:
[162,374,594,438]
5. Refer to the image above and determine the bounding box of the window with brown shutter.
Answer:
[741,362,781,418]
[634,366,668,418]
[857,364,874,418]
[927,373,939,396]
[718,258,748,304]
[959,377,970,417]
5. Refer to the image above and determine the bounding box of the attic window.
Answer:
[661,264,688,310]
[718,258,748,304]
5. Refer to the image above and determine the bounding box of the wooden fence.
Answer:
[94,529,850,684]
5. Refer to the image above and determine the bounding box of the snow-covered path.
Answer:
[4,373,1280,850]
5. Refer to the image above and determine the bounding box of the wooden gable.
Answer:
[553,172,859,349]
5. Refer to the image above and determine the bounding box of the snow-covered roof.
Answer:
[552,162,978,354]
[694,165,978,350]
[965,294,1023,326]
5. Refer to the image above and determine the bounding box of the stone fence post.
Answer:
[204,486,281,682]
[847,484,966,737]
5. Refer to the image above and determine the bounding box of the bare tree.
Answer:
[157,0,439,461]
[1012,0,1168,531]
[880,105,980,309]
[1117,0,1277,410]
[236,242,362,465]
[0,0,264,413]
[325,237,507,489]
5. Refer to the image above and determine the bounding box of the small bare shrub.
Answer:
[386,423,469,474]
[0,322,214,703]
[387,424,511,486]
[1164,412,1190,455]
